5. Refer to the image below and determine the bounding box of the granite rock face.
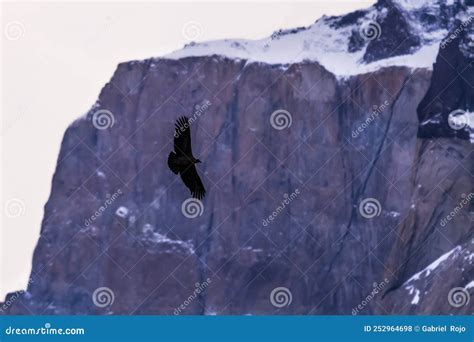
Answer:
[362,1,421,63]
[381,238,473,314]
[2,55,470,315]
[2,2,473,316]
[378,18,474,314]
[418,21,474,141]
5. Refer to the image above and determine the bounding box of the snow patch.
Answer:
[386,211,401,218]
[243,246,264,253]
[464,252,474,263]
[115,206,129,218]
[165,2,443,77]
[141,223,195,254]
[404,246,462,284]
[394,0,440,11]
[465,281,474,290]
[167,34,439,78]
[405,285,421,305]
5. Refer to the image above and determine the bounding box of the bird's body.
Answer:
[168,116,206,200]
[169,153,198,169]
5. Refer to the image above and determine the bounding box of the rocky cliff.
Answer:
[377,11,474,314]
[2,0,473,315]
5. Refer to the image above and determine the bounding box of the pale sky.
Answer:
[1,0,374,299]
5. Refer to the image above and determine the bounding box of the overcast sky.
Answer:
[1,0,374,299]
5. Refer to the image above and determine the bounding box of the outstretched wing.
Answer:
[174,116,192,156]
[180,165,206,200]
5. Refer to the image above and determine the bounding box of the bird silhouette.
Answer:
[168,116,206,200]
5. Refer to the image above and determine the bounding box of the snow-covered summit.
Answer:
[166,0,471,77]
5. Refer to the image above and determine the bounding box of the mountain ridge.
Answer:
[1,0,472,315]
[165,0,472,77]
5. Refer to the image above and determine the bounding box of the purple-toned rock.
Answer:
[2,0,472,315]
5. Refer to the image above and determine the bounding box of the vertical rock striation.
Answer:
[2,0,473,315]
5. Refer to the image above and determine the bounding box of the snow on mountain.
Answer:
[397,241,473,309]
[403,246,463,285]
[166,0,470,77]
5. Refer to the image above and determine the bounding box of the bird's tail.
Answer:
[168,152,180,174]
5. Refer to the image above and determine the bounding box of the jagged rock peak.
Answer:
[166,0,472,77]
